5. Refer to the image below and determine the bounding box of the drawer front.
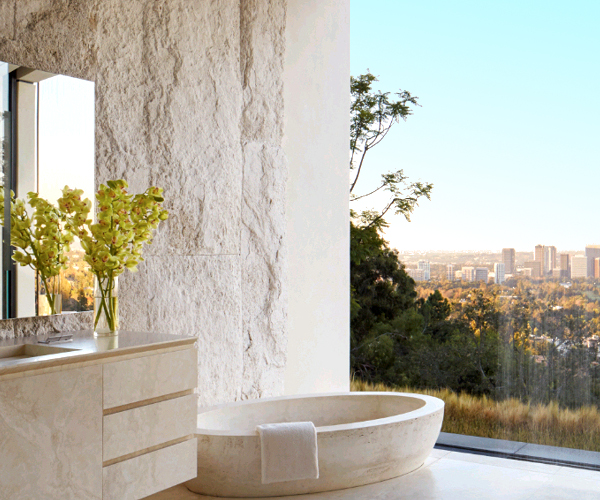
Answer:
[103,438,197,500]
[103,348,197,409]
[103,394,197,462]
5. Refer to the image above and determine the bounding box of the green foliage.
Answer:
[350,72,432,227]
[349,71,435,386]
[350,221,420,381]
[418,290,454,342]
[350,230,505,397]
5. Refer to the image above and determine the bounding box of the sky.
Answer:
[350,0,600,253]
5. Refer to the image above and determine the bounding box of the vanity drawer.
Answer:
[103,348,197,409]
[103,394,197,462]
[103,438,197,500]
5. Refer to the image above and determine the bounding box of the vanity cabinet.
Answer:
[101,348,198,500]
[0,335,198,500]
[0,365,103,500]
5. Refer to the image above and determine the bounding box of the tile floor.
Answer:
[147,449,600,500]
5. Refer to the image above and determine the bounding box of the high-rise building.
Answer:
[533,245,557,276]
[572,255,588,279]
[595,258,600,279]
[586,246,600,278]
[461,266,475,282]
[446,264,455,281]
[417,260,430,281]
[534,245,545,272]
[559,253,570,279]
[545,246,557,274]
[406,268,425,282]
[524,260,542,278]
[475,267,489,282]
[502,248,516,275]
[494,263,505,284]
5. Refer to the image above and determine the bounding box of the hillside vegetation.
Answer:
[352,379,600,452]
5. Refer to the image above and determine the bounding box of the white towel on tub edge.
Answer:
[256,421,319,484]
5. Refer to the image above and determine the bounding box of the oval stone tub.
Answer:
[185,392,444,498]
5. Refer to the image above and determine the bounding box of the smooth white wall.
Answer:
[283,0,350,394]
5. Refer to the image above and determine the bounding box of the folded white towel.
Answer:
[256,421,319,484]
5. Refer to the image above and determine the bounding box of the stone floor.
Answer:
[146,449,600,500]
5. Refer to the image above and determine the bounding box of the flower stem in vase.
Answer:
[94,275,119,336]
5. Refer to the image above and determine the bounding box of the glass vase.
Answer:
[39,274,62,316]
[94,275,119,336]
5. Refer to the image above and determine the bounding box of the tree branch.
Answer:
[350,144,370,193]
[351,183,386,201]
[365,198,395,229]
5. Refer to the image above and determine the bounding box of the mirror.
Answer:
[0,61,94,319]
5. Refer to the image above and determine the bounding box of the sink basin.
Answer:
[0,344,79,363]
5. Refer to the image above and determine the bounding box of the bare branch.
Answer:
[350,144,370,193]
[350,183,386,201]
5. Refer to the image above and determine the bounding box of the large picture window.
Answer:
[350,1,600,459]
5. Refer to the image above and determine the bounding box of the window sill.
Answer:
[436,432,600,470]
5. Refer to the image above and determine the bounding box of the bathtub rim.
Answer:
[195,391,444,437]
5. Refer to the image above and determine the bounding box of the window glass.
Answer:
[350,0,600,454]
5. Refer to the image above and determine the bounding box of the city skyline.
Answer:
[406,245,600,282]
[351,1,600,251]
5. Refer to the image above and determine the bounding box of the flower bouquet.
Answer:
[59,180,168,335]
[10,193,73,315]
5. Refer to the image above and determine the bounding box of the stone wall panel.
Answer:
[0,312,92,341]
[0,0,289,406]
[120,255,243,407]
[0,0,95,80]
[240,0,288,399]
[0,0,15,41]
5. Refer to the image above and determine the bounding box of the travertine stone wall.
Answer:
[240,0,287,400]
[0,0,288,407]
[0,311,93,341]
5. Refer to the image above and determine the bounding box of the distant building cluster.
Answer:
[521,244,600,280]
[406,245,600,283]
[528,333,600,361]
[406,260,431,282]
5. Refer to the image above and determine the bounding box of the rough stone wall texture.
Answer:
[0,312,93,341]
[0,0,288,407]
[240,0,287,400]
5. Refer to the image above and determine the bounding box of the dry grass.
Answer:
[351,379,600,452]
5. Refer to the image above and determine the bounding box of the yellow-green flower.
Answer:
[10,192,72,315]
[58,179,168,332]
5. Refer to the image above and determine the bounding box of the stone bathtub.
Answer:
[185,392,444,498]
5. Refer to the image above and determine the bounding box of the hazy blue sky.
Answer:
[351,0,600,252]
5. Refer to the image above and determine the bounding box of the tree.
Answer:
[349,72,433,384]
[418,290,454,342]
[351,226,418,352]
[350,72,432,228]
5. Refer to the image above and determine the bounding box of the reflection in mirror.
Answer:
[0,61,94,319]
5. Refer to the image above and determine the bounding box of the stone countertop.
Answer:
[0,330,197,377]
